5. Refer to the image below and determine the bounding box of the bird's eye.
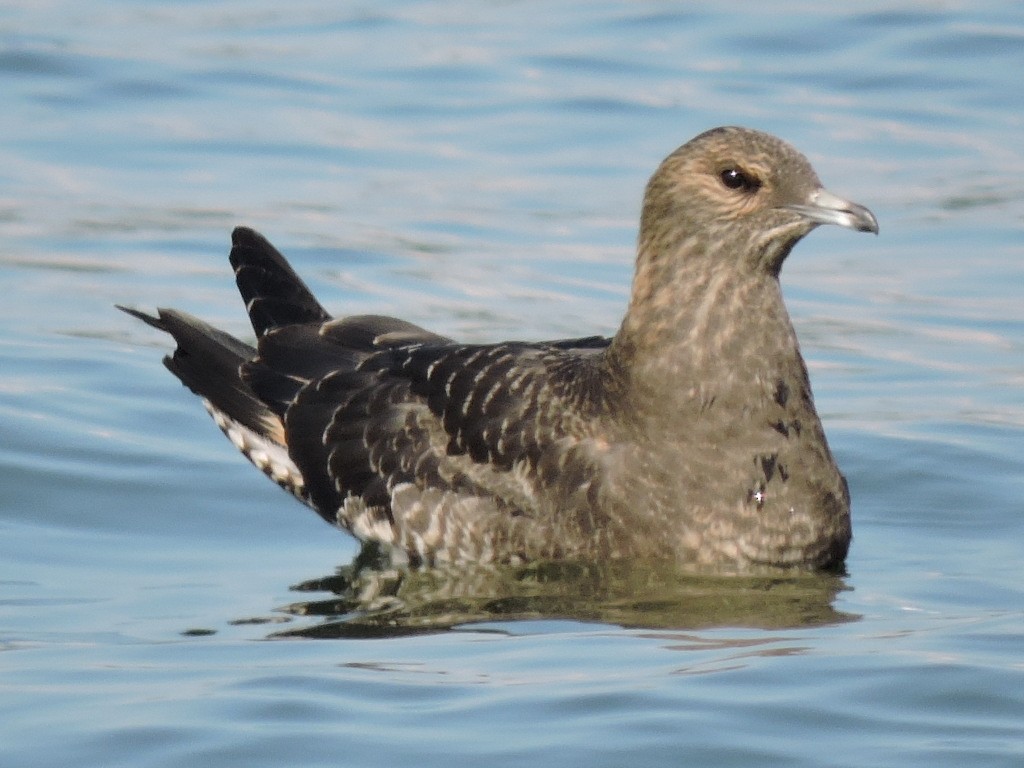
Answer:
[720,168,761,193]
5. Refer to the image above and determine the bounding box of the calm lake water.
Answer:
[2,1,1023,766]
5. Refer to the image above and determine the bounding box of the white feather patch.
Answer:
[203,400,307,500]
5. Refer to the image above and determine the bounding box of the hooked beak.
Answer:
[783,188,879,234]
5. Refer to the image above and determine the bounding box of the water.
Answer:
[2,1,1023,765]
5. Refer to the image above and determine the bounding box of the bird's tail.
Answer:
[116,305,286,446]
[229,226,333,337]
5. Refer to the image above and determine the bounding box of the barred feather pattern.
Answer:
[204,401,308,503]
[246,326,618,565]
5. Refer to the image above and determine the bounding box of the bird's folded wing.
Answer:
[243,320,611,534]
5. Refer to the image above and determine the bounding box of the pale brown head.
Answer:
[639,126,878,277]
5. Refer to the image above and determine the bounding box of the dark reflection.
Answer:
[262,544,858,639]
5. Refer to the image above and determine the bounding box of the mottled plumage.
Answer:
[120,126,877,571]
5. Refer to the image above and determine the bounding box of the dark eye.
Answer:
[720,168,761,193]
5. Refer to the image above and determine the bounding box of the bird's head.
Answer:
[639,126,878,276]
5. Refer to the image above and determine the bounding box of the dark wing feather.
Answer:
[230,226,332,336]
[367,337,611,471]
[356,336,614,561]
[226,226,456,531]
[243,314,612,557]
[238,313,451,525]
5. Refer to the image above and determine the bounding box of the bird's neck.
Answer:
[603,239,809,424]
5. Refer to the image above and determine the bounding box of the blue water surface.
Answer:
[2,2,1023,766]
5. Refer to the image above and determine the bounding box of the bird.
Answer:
[120,126,877,572]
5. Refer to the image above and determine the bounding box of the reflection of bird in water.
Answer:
[121,126,877,572]
[265,551,856,638]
